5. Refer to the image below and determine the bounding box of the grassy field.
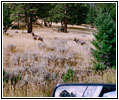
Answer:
[3,23,116,97]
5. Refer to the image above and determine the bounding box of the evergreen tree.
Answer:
[50,3,89,32]
[70,3,88,25]
[95,3,116,22]
[3,3,12,33]
[21,3,38,33]
[36,3,53,27]
[91,8,116,70]
[86,4,96,27]
[49,3,68,33]
[9,3,52,32]
[9,3,38,33]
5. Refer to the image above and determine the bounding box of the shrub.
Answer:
[11,74,21,84]
[94,62,107,70]
[62,68,75,82]
[3,70,8,83]
[3,70,21,84]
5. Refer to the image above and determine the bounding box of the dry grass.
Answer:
[3,23,116,97]
[3,81,56,97]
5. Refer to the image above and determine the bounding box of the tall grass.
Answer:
[3,27,116,97]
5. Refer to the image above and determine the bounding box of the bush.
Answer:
[62,68,75,82]
[11,74,21,84]
[3,70,8,83]
[3,70,21,84]
[94,62,107,70]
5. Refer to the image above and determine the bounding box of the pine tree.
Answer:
[3,3,12,33]
[91,9,116,70]
[9,3,38,33]
[49,3,89,32]
[86,4,96,27]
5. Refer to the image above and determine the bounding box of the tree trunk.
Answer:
[3,26,8,33]
[48,22,52,27]
[17,13,20,29]
[44,21,48,27]
[61,21,64,27]
[64,17,67,33]
[27,14,33,33]
[23,4,29,29]
[64,4,67,33]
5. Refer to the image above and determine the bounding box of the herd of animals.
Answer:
[4,25,87,46]
[31,32,86,45]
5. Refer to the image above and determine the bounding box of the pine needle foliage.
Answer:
[91,9,116,70]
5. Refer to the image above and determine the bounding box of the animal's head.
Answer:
[38,37,44,42]
[31,32,35,36]
[41,38,44,42]
[33,36,37,40]
[73,37,77,41]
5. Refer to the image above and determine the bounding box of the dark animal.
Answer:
[80,41,86,45]
[73,38,86,45]
[16,31,18,33]
[32,32,44,42]
[54,37,58,40]
[73,38,80,43]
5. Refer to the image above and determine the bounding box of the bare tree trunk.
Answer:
[27,14,33,33]
[17,13,20,29]
[64,4,67,33]
[3,26,8,33]
[61,21,64,27]
[44,21,48,27]
[48,22,52,27]
[64,17,67,33]
[24,13,28,29]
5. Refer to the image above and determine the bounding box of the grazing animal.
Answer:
[16,31,18,33]
[54,37,58,40]
[32,32,44,42]
[73,38,80,43]
[80,41,86,45]
[73,38,86,45]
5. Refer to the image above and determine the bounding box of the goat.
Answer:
[32,32,44,42]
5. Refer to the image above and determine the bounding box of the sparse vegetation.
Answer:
[62,68,75,82]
